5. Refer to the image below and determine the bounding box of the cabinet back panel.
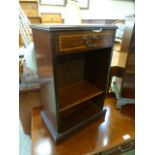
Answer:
[56,49,112,92]
[85,48,112,92]
[56,53,85,88]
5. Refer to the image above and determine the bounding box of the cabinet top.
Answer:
[30,24,117,31]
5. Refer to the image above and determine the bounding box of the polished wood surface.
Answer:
[31,96,135,155]
[32,29,60,130]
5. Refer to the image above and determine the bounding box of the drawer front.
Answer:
[56,30,115,54]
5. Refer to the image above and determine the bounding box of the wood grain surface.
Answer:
[56,30,114,54]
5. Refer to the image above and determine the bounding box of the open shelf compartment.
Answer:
[55,49,112,133]
[58,80,103,112]
[60,98,105,132]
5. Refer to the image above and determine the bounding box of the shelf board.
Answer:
[61,102,103,132]
[58,80,103,112]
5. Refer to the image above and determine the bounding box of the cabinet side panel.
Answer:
[32,29,59,129]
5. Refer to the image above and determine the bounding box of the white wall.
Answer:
[39,0,135,19]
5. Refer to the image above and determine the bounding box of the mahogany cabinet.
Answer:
[31,25,117,143]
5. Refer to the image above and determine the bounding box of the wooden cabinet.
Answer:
[31,25,117,143]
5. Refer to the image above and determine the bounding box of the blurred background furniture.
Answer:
[19,4,39,91]
[112,16,135,108]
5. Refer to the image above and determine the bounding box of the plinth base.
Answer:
[41,109,106,144]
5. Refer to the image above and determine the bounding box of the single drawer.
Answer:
[56,30,115,54]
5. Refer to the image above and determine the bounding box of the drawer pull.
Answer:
[118,142,134,153]
[83,36,97,47]
[92,28,103,33]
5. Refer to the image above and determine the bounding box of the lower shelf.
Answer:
[61,102,102,132]
[41,104,106,143]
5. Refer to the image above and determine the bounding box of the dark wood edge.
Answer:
[40,109,106,144]
[30,25,117,31]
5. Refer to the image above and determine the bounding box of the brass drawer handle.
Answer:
[83,36,97,47]
[118,142,134,153]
